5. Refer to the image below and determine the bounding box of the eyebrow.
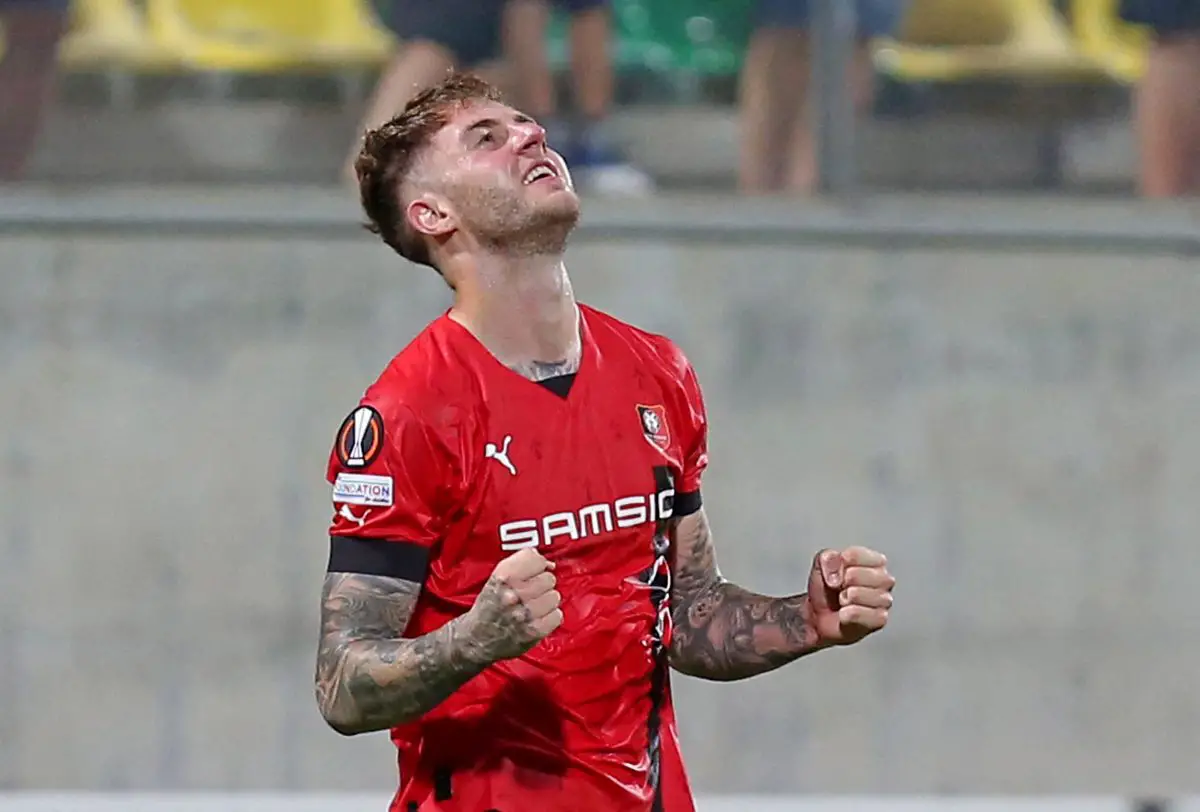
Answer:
[464,113,536,137]
[466,117,501,135]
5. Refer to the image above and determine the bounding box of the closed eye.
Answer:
[465,117,503,148]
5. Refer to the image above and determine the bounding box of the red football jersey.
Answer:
[325,304,709,812]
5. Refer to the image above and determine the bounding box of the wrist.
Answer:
[452,609,500,669]
[800,593,834,653]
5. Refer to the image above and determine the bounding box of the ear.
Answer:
[405,194,457,241]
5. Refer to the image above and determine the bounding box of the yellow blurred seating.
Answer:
[144,0,394,73]
[1069,0,1148,83]
[873,0,1107,82]
[54,0,175,71]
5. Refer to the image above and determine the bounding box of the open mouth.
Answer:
[523,162,560,185]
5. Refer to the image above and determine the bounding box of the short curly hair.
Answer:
[354,73,504,271]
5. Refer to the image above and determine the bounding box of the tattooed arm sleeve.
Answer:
[315,573,491,736]
[319,397,485,734]
[668,508,824,680]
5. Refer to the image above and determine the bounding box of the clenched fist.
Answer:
[465,548,564,663]
[807,546,894,647]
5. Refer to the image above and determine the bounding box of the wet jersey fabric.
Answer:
[326,304,709,812]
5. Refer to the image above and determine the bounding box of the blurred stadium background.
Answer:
[1,1,1198,811]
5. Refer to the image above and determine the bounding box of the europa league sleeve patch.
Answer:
[336,406,385,469]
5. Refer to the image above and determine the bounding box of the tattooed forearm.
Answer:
[315,573,490,735]
[668,509,823,681]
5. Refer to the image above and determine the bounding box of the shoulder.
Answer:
[364,315,475,420]
[582,304,695,382]
[340,315,476,461]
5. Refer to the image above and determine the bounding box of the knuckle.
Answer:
[508,549,539,572]
[845,546,871,565]
[848,568,881,587]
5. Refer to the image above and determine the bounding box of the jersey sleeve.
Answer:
[677,358,709,495]
[661,341,708,518]
[325,399,458,580]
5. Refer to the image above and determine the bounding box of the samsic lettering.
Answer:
[498,489,675,551]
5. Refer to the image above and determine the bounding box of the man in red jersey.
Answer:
[316,74,896,812]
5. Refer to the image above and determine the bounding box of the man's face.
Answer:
[416,100,580,252]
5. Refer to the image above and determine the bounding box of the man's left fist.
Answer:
[806,546,894,647]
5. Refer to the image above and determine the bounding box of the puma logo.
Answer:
[484,435,517,476]
[338,504,370,527]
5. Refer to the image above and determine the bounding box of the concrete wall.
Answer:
[1,191,1198,794]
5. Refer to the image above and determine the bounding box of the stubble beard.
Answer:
[454,183,581,258]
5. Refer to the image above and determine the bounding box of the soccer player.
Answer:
[316,73,896,812]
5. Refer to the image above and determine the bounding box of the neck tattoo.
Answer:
[509,344,581,382]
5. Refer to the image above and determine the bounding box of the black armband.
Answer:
[327,535,430,583]
[673,490,702,518]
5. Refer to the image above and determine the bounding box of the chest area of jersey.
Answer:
[469,391,683,556]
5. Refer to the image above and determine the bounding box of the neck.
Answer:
[449,251,581,381]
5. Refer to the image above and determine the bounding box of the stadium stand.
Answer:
[141,0,393,73]
[1068,0,1149,84]
[872,0,1108,83]
[45,0,1152,94]
[15,0,1156,191]
[58,0,176,72]
[541,0,751,82]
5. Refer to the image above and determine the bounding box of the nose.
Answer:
[513,120,547,155]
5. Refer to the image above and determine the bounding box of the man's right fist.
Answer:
[466,548,564,663]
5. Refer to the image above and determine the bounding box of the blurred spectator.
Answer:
[738,0,906,194]
[1120,0,1200,197]
[344,0,512,184]
[0,0,68,182]
[504,0,653,195]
